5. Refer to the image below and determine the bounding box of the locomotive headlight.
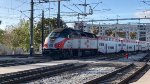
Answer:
[54,40,65,48]
[54,43,63,48]
[44,44,48,49]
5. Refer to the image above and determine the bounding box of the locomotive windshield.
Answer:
[48,28,71,38]
[48,28,64,38]
[49,32,60,38]
[48,28,80,38]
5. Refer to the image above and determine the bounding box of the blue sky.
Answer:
[0,0,149,29]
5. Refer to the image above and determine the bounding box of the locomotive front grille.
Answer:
[49,38,55,48]
[49,43,53,47]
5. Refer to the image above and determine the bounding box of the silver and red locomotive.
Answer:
[43,28,150,58]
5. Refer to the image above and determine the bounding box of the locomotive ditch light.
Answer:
[68,35,70,38]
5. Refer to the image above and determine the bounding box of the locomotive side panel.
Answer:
[98,40,106,53]
[90,38,97,49]
[72,38,80,49]
[80,37,88,49]
[63,39,72,49]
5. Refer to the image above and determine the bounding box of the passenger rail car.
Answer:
[43,28,149,58]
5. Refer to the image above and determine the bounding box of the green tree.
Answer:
[1,18,67,52]
[0,29,5,43]
[34,18,67,49]
[3,19,30,52]
[130,32,137,39]
[12,20,30,52]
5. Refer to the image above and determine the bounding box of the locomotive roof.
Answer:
[53,28,74,32]
[52,28,96,38]
[53,28,65,32]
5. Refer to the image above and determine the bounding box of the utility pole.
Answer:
[84,0,87,14]
[30,0,34,56]
[57,0,60,28]
[77,13,80,22]
[116,15,119,24]
[42,10,44,54]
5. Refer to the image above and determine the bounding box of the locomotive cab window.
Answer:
[71,30,79,38]
[92,34,97,38]
[59,29,72,38]
[81,32,86,37]
[84,32,93,38]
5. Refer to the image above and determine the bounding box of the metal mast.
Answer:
[57,0,61,28]
[30,0,34,56]
[42,10,44,54]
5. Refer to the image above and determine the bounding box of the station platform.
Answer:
[0,60,74,75]
[131,68,150,84]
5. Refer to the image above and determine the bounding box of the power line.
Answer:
[13,0,30,9]
[92,1,102,10]
[38,0,70,28]
[141,0,150,6]
[65,17,150,23]
[73,4,83,13]
[63,4,78,13]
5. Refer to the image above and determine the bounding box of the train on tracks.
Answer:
[43,28,150,59]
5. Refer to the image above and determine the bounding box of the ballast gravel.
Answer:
[26,63,123,84]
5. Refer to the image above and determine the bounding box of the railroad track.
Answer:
[96,52,142,61]
[139,54,150,62]
[0,61,34,67]
[0,53,149,84]
[0,54,42,57]
[0,60,49,67]
[85,63,147,84]
[26,62,125,84]
[0,63,86,84]
[85,53,150,84]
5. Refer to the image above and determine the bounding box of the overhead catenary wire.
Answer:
[63,4,79,13]
[0,0,31,21]
[73,4,83,13]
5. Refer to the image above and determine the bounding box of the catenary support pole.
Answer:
[30,0,34,56]
[57,0,60,28]
[42,10,44,54]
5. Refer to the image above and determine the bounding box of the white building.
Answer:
[74,22,150,41]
